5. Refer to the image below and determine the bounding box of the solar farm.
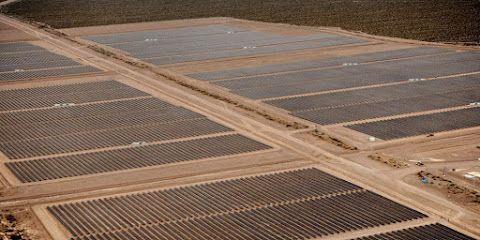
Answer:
[76,21,480,142]
[0,15,479,240]
[45,169,427,239]
[83,25,367,65]
[0,79,282,185]
[184,44,480,140]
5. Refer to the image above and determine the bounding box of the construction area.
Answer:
[0,15,479,240]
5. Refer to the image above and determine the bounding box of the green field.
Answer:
[2,0,479,43]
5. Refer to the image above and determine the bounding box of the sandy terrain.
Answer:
[0,22,35,42]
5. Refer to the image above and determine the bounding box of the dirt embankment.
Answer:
[311,130,358,151]
[418,171,480,212]
[369,153,409,168]
[1,208,50,240]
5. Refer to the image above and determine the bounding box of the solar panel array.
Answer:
[84,25,248,44]
[83,25,369,65]
[80,24,480,139]
[0,80,127,99]
[0,118,233,159]
[352,223,475,240]
[346,107,480,140]
[1,51,71,65]
[292,87,480,124]
[116,31,330,58]
[0,80,149,111]
[0,98,173,126]
[0,41,44,53]
[182,36,480,138]
[0,66,102,81]
[6,134,271,182]
[188,46,452,80]
[217,52,480,99]
[1,80,272,182]
[0,42,101,81]
[5,24,476,240]
[0,59,85,72]
[266,74,480,112]
[214,51,480,89]
[145,37,368,65]
[46,168,429,239]
[0,107,205,143]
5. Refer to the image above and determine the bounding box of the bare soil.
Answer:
[0,208,51,240]
[3,0,480,43]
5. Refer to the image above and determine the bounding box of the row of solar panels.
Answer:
[0,80,272,183]
[83,24,369,65]
[0,42,101,81]
[47,168,427,239]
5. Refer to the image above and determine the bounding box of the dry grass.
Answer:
[2,0,480,43]
[368,153,409,168]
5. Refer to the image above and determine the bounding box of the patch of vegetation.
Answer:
[369,153,409,168]
[311,130,357,151]
[0,211,28,240]
[2,0,480,43]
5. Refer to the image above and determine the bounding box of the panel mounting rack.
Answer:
[53,103,75,108]
[408,78,427,81]
[131,141,147,146]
